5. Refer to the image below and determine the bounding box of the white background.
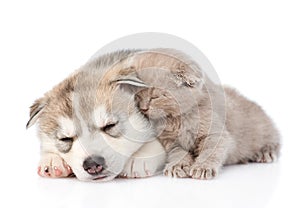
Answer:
[0,1,299,208]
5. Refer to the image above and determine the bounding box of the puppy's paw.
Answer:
[38,153,73,178]
[189,163,219,180]
[120,158,152,178]
[163,155,193,178]
[120,140,166,179]
[120,155,165,178]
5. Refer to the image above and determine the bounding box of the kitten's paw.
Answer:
[163,163,190,178]
[38,153,73,178]
[252,144,280,163]
[189,163,219,180]
[163,155,193,178]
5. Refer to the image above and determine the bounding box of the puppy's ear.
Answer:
[112,73,149,93]
[26,97,47,129]
[113,73,148,88]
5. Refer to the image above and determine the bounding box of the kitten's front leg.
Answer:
[163,144,194,178]
[189,131,233,180]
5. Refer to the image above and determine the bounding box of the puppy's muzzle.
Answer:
[83,155,105,175]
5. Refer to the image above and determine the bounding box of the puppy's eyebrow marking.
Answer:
[58,117,75,137]
[93,106,109,128]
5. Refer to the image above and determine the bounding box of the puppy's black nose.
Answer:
[83,156,105,175]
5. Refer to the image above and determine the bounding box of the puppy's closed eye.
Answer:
[56,136,74,153]
[102,123,117,131]
[101,122,120,137]
[59,137,74,142]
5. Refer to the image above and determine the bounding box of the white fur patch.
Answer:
[102,134,144,156]
[39,132,59,153]
[58,117,76,138]
[93,106,110,128]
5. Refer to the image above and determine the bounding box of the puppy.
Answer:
[27,48,280,181]
[27,50,167,181]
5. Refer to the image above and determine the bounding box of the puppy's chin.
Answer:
[76,173,118,182]
[92,175,117,182]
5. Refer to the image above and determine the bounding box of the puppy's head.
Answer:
[27,68,155,182]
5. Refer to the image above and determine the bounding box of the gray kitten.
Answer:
[133,49,280,179]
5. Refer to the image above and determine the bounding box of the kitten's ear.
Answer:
[26,97,47,129]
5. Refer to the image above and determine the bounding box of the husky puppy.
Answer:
[27,50,167,181]
[27,48,280,181]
